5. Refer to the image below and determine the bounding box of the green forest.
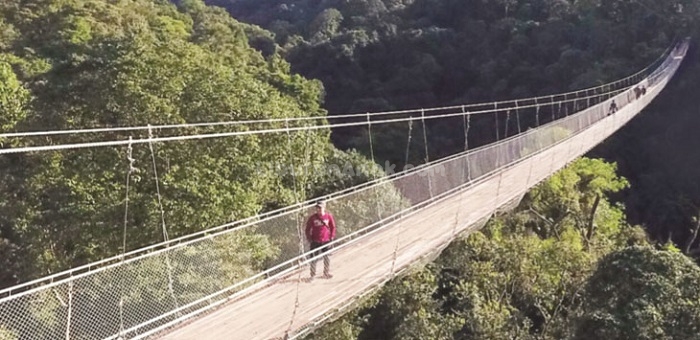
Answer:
[2,0,700,338]
[0,0,385,289]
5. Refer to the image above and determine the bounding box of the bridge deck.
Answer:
[158,82,658,340]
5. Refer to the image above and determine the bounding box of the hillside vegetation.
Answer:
[0,0,382,288]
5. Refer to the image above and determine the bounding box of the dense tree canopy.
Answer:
[0,0,385,288]
[215,1,700,216]
[216,0,691,112]
[573,246,700,340]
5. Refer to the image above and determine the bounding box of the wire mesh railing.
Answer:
[0,40,687,340]
[0,39,676,299]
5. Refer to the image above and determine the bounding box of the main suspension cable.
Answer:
[0,88,636,155]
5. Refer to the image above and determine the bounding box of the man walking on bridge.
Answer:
[305,200,337,279]
[608,100,618,116]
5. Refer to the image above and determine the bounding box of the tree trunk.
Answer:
[585,194,601,242]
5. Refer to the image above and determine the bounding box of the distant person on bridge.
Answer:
[305,200,337,279]
[608,100,618,116]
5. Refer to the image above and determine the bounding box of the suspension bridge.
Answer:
[0,39,689,340]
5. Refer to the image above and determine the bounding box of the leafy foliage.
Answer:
[573,246,700,340]
[523,158,629,246]
[0,60,28,131]
[0,0,396,290]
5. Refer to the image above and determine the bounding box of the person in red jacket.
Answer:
[305,200,337,279]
